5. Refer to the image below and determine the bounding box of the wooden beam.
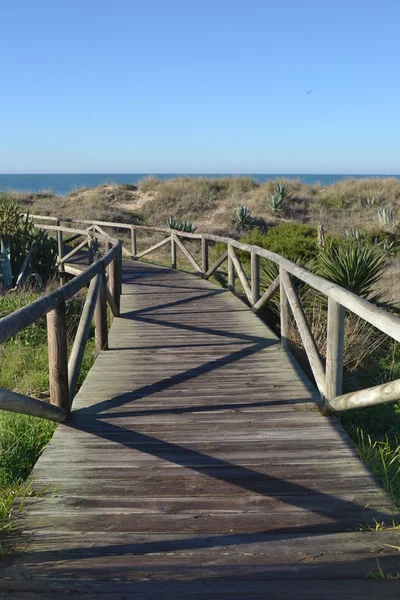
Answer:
[68,273,102,405]
[201,237,209,273]
[251,252,260,304]
[134,236,171,259]
[252,276,280,313]
[173,234,202,273]
[131,226,137,257]
[47,302,69,412]
[280,268,290,351]
[204,250,228,279]
[228,246,235,291]
[228,245,252,304]
[328,378,400,412]
[171,234,177,268]
[326,298,345,400]
[281,269,326,398]
[0,388,67,423]
[105,283,119,317]
[94,271,108,351]
[59,238,89,265]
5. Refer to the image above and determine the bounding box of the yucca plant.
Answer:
[315,241,386,300]
[164,216,197,233]
[378,204,394,226]
[232,205,255,232]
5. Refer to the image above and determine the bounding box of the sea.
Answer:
[0,173,399,197]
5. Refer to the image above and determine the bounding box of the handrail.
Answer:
[0,223,123,421]
[26,215,400,414]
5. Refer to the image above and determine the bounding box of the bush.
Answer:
[241,223,318,262]
[164,216,197,233]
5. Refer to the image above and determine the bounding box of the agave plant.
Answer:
[232,205,255,232]
[268,192,284,212]
[164,216,197,233]
[276,182,293,201]
[315,241,386,300]
[378,204,394,226]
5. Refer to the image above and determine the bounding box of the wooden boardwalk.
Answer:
[2,261,400,598]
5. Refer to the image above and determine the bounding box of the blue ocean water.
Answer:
[0,173,399,197]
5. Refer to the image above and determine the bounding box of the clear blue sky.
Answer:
[1,0,399,174]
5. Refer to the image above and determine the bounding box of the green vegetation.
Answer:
[164,216,197,233]
[0,196,57,289]
[241,223,318,262]
[232,205,255,232]
[0,289,97,530]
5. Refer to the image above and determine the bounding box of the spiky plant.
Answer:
[378,205,394,226]
[268,192,284,212]
[232,205,255,232]
[164,216,197,233]
[315,241,386,300]
[276,182,293,201]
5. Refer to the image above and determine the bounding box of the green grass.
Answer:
[0,289,98,532]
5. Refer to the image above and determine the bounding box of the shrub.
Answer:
[241,224,318,262]
[232,205,255,232]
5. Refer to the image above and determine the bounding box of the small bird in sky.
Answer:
[306,90,312,95]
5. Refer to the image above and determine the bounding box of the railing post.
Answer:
[228,244,235,291]
[94,269,109,351]
[280,267,290,349]
[108,249,121,314]
[57,219,66,286]
[201,236,209,274]
[56,219,63,260]
[47,302,69,413]
[251,252,260,305]
[326,297,345,400]
[131,226,137,257]
[171,234,177,268]
[88,236,94,265]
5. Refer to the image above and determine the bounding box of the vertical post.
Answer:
[280,267,290,349]
[171,234,177,268]
[251,252,260,305]
[47,302,69,412]
[228,244,235,291]
[88,236,94,265]
[201,236,209,274]
[109,249,121,314]
[57,220,66,286]
[94,270,109,351]
[326,297,345,400]
[56,220,63,260]
[131,226,137,257]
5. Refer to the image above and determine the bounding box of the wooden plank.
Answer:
[0,388,66,422]
[204,250,228,279]
[252,275,280,312]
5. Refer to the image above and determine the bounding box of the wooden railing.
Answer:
[0,223,122,423]
[8,214,400,417]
